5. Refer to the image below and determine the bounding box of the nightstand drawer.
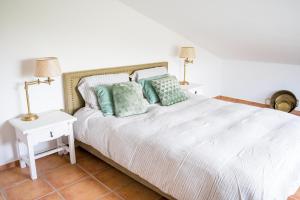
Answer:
[28,123,70,144]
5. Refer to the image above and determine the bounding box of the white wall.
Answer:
[0,0,222,165]
[119,0,300,65]
[221,60,300,107]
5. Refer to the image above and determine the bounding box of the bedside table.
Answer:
[9,110,77,180]
[181,83,204,95]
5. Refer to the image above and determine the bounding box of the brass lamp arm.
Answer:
[185,58,193,64]
[25,77,54,87]
[22,77,55,121]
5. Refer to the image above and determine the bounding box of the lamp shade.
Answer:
[35,57,61,77]
[179,47,196,59]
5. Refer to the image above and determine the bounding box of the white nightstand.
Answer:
[181,83,204,96]
[9,110,77,180]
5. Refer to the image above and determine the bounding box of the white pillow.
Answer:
[131,67,167,82]
[78,73,129,109]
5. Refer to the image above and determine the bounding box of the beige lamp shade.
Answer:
[179,47,196,59]
[35,57,61,77]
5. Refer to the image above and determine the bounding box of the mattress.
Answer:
[74,95,300,200]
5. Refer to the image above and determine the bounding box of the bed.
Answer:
[63,62,300,200]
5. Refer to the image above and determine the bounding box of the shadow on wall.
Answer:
[0,121,18,165]
[171,45,184,79]
[20,59,36,77]
[0,59,36,165]
[15,58,37,114]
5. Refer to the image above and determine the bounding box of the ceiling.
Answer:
[119,0,300,65]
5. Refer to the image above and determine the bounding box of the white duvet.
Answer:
[74,95,300,200]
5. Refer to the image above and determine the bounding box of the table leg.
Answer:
[27,139,37,180]
[16,139,26,168]
[68,130,76,164]
[56,137,64,155]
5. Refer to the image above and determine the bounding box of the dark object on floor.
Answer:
[271,90,298,113]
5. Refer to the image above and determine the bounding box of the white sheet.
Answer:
[74,96,300,200]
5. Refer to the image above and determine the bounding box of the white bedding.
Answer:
[74,95,300,200]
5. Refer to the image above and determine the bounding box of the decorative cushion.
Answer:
[151,76,188,106]
[94,85,114,116]
[112,82,148,117]
[138,74,168,104]
[78,73,129,109]
[131,67,168,82]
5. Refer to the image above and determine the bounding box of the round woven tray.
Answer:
[270,90,298,113]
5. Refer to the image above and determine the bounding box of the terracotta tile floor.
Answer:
[289,188,300,200]
[0,147,165,200]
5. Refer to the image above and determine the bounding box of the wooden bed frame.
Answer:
[63,62,175,199]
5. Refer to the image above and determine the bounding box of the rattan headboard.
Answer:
[63,62,168,114]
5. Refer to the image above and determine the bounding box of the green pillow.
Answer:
[138,74,168,104]
[151,76,188,106]
[94,85,114,116]
[112,82,148,117]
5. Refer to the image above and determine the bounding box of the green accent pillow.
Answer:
[112,82,148,117]
[151,76,188,106]
[138,74,168,104]
[94,85,114,116]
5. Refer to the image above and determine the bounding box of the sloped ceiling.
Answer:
[119,0,300,65]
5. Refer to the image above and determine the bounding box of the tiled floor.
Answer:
[0,147,165,200]
[289,188,300,200]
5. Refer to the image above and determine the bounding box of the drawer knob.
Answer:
[50,131,53,137]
